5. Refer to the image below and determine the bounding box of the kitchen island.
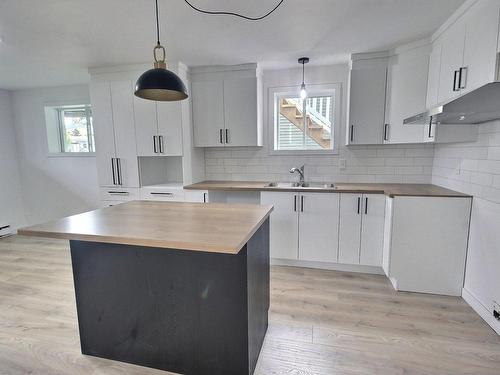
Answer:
[19,201,273,375]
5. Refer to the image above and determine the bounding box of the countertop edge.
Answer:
[17,203,274,254]
[184,181,472,198]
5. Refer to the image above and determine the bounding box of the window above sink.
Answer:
[269,83,341,156]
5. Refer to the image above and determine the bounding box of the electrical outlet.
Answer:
[339,159,346,170]
[494,301,500,321]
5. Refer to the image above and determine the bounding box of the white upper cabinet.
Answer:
[347,54,388,145]
[192,80,225,147]
[157,101,183,155]
[461,0,500,94]
[385,43,430,144]
[134,84,183,156]
[134,93,158,156]
[426,43,442,108]
[432,0,500,105]
[437,18,466,104]
[223,77,258,146]
[298,193,339,263]
[191,64,263,148]
[90,80,140,188]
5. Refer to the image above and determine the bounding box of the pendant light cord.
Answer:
[155,0,160,45]
[302,61,305,84]
[183,0,285,21]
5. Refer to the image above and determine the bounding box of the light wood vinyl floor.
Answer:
[0,235,499,374]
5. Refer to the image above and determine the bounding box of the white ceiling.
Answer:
[0,0,464,89]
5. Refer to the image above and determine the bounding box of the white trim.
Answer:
[268,83,341,156]
[462,287,500,335]
[271,258,385,275]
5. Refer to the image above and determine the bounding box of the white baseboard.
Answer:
[271,258,385,275]
[462,288,500,335]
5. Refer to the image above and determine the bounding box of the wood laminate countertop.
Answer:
[184,181,471,198]
[18,201,274,254]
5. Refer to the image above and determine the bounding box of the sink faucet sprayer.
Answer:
[289,165,305,183]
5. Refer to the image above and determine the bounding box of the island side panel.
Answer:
[246,218,270,374]
[69,240,251,375]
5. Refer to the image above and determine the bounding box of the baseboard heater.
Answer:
[0,225,12,238]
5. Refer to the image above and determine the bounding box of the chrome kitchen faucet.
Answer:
[289,165,305,184]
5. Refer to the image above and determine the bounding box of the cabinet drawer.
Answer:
[101,200,128,208]
[140,187,185,202]
[100,187,140,201]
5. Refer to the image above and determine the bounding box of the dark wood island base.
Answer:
[70,219,269,375]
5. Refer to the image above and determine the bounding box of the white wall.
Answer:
[11,85,100,225]
[432,120,500,334]
[205,65,434,182]
[0,90,26,230]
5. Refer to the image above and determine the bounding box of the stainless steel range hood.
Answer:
[404,82,500,125]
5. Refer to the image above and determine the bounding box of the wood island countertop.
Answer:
[18,201,274,254]
[184,181,470,198]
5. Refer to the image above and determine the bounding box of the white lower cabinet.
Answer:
[338,193,385,266]
[383,196,472,296]
[298,193,339,262]
[261,192,299,260]
[262,191,384,265]
[184,190,209,203]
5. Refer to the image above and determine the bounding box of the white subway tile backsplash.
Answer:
[432,120,500,205]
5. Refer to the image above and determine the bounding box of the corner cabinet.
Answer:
[90,80,140,188]
[190,64,263,147]
[382,196,472,296]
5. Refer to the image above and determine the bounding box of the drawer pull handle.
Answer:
[108,191,129,195]
[150,192,174,196]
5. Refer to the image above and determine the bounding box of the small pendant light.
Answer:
[135,0,188,101]
[298,57,309,100]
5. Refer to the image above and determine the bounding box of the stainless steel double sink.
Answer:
[266,182,336,189]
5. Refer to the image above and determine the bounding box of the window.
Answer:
[45,105,94,154]
[271,84,340,154]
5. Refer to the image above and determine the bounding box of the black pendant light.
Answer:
[135,0,188,101]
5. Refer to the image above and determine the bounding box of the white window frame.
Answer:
[45,104,95,157]
[268,83,341,155]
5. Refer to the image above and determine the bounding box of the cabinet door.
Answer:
[385,52,428,143]
[298,193,339,262]
[360,194,386,266]
[90,81,116,187]
[110,80,140,188]
[192,80,225,147]
[223,77,258,146]
[338,193,362,264]
[157,101,183,156]
[348,66,387,145]
[426,43,442,109]
[437,19,465,104]
[461,0,500,94]
[134,94,158,157]
[261,192,299,260]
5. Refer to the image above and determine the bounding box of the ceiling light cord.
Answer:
[155,0,160,45]
[183,0,285,21]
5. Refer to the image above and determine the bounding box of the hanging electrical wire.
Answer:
[183,0,285,21]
